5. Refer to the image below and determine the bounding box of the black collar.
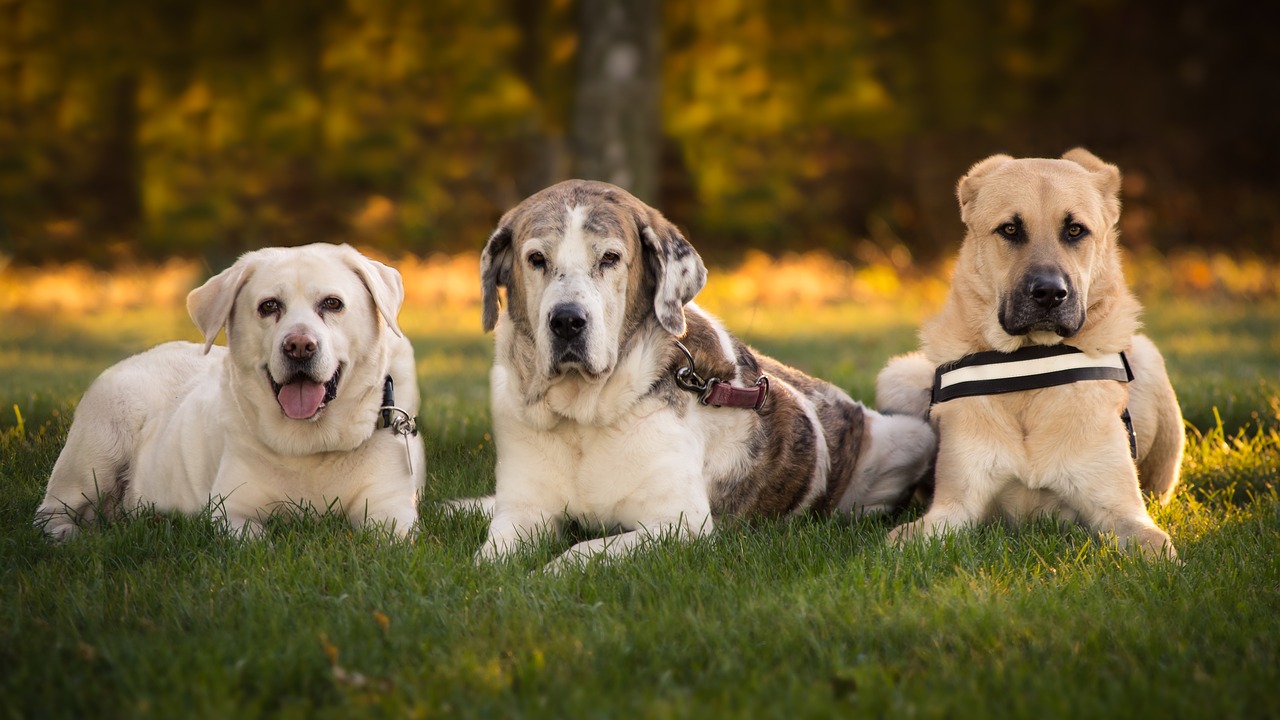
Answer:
[377,375,418,436]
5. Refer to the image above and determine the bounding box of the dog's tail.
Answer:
[873,352,939,506]
[875,352,935,421]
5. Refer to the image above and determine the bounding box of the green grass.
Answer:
[2,295,1278,719]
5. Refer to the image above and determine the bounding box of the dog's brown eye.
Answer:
[600,251,621,269]
[258,299,281,317]
[998,223,1019,239]
[1066,223,1086,239]
[528,251,546,270]
[320,297,344,312]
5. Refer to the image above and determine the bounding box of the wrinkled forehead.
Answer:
[513,196,634,247]
[242,251,365,301]
[973,160,1108,225]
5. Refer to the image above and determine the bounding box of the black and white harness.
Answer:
[931,344,1137,458]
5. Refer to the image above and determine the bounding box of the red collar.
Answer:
[673,341,770,411]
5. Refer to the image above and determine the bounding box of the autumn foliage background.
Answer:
[1,0,1277,273]
[2,5,1279,717]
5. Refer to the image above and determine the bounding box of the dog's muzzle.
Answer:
[999,267,1084,337]
[548,302,590,372]
[271,332,341,419]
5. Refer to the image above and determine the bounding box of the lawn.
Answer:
[1,259,1278,719]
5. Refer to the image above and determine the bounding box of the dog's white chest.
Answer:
[498,397,709,531]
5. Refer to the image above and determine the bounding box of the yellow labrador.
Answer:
[36,243,425,539]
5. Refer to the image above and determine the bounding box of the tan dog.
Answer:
[465,179,936,571]
[876,149,1183,558]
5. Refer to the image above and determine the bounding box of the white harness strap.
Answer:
[932,345,1132,404]
[931,345,1137,458]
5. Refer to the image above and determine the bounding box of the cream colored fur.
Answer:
[35,243,425,539]
[876,149,1183,559]
[466,180,936,572]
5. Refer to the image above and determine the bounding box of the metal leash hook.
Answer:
[378,376,418,473]
[673,339,769,410]
[673,340,709,396]
[379,404,418,474]
[749,374,770,410]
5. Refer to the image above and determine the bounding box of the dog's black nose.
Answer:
[283,333,317,361]
[1027,272,1069,310]
[549,304,588,340]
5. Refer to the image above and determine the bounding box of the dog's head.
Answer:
[480,180,706,383]
[954,148,1131,349]
[187,243,404,452]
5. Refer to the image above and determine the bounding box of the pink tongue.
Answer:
[277,380,327,419]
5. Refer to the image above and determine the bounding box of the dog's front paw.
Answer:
[541,537,619,574]
[441,496,496,517]
[35,511,80,542]
[541,551,589,576]
[474,542,501,565]
[474,533,528,565]
[224,515,267,541]
[887,519,923,545]
[1128,527,1180,563]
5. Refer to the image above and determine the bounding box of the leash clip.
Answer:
[378,376,417,437]
[378,375,418,474]
[378,405,418,438]
[674,340,710,396]
[749,374,770,410]
[379,404,417,475]
[673,340,769,411]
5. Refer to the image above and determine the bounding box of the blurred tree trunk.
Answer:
[504,0,574,208]
[91,74,141,245]
[570,0,662,202]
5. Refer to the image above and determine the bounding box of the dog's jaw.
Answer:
[549,352,613,383]
[997,297,1085,343]
[267,365,343,421]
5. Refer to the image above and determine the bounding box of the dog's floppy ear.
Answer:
[187,254,257,354]
[956,153,1015,224]
[480,220,515,333]
[637,205,706,336]
[345,247,405,338]
[1062,147,1122,223]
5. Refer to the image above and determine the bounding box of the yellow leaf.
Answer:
[319,633,340,666]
